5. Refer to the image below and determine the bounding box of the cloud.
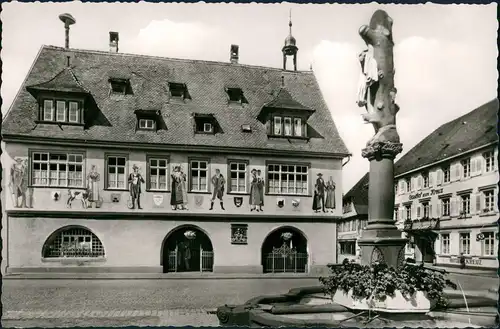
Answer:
[311,34,497,191]
[122,19,227,61]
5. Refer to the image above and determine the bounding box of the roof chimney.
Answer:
[58,13,76,49]
[230,44,239,64]
[109,32,119,53]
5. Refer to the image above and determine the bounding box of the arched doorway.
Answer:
[42,226,105,259]
[261,226,308,273]
[161,225,214,273]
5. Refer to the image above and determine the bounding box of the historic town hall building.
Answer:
[2,15,349,274]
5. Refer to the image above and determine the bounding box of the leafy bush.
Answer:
[319,259,457,309]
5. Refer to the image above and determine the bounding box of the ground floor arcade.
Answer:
[5,215,337,275]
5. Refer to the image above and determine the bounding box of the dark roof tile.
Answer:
[343,172,369,215]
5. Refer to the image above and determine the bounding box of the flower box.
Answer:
[332,289,433,313]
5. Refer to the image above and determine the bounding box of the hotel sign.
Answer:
[449,256,482,266]
[409,188,444,200]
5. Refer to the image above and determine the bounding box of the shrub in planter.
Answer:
[319,259,457,311]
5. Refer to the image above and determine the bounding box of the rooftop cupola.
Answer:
[282,10,298,71]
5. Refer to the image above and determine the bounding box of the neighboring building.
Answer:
[2,18,350,274]
[338,173,368,263]
[394,99,498,270]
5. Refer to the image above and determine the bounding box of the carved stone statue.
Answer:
[357,10,400,147]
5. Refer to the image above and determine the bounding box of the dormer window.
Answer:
[41,99,82,125]
[272,115,306,138]
[134,109,161,132]
[169,82,190,100]
[139,118,155,130]
[225,87,246,104]
[193,113,220,135]
[109,77,131,95]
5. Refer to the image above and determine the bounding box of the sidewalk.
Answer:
[3,272,323,280]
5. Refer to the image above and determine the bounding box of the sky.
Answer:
[1,2,497,192]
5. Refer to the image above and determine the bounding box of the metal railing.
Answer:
[167,248,214,272]
[264,246,308,273]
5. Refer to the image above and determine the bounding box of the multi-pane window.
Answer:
[405,178,411,192]
[459,194,471,216]
[422,173,429,188]
[443,166,451,183]
[56,101,66,122]
[483,190,495,212]
[190,160,208,192]
[139,119,155,130]
[42,99,81,124]
[405,204,412,220]
[461,158,471,178]
[43,227,105,258]
[459,233,470,255]
[484,151,495,172]
[267,164,308,195]
[340,241,356,255]
[422,201,430,218]
[482,232,495,256]
[441,198,451,217]
[31,152,83,187]
[229,161,247,193]
[272,116,306,137]
[43,100,54,121]
[107,156,127,189]
[149,158,168,190]
[441,234,450,254]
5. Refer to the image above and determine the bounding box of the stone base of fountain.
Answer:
[216,286,498,328]
[332,289,433,313]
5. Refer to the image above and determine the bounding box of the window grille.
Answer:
[43,227,105,258]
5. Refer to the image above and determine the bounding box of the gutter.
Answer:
[342,155,351,167]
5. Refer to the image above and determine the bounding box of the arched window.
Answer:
[42,226,105,258]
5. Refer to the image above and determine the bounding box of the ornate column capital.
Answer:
[362,141,403,160]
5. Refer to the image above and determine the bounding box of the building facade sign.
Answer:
[449,256,482,266]
[408,188,444,200]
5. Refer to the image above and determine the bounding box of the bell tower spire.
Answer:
[282,9,298,71]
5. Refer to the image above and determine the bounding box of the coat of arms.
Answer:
[277,197,285,208]
[234,197,243,208]
[195,195,204,208]
[153,195,164,207]
[292,199,300,208]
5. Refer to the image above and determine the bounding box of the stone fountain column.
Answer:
[355,10,407,268]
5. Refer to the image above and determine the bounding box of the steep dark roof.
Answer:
[264,87,313,112]
[26,67,89,94]
[3,46,349,156]
[343,172,369,216]
[394,99,498,176]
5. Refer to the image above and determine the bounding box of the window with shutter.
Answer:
[470,157,477,176]
[429,171,434,187]
[476,157,482,175]
[455,163,461,181]
[416,205,421,219]
[437,201,442,217]
[417,176,422,190]
[475,193,481,214]
[450,197,457,217]
[436,169,442,185]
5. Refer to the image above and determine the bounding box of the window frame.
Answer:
[481,231,495,256]
[483,189,495,213]
[442,165,451,183]
[29,150,85,188]
[405,178,411,192]
[422,172,429,189]
[483,151,495,173]
[227,159,249,194]
[441,233,450,255]
[168,82,188,100]
[138,118,156,130]
[42,226,105,259]
[459,193,471,216]
[421,201,430,218]
[405,204,412,220]
[104,154,129,190]
[459,232,471,255]
[146,155,170,192]
[271,115,307,138]
[266,162,310,196]
[189,158,210,193]
[441,197,451,217]
[40,98,83,125]
[461,158,471,178]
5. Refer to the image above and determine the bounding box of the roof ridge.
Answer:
[68,67,91,93]
[42,45,315,74]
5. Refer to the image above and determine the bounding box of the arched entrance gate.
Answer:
[261,226,308,273]
[161,225,214,273]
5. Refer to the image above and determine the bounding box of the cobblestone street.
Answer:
[2,274,496,327]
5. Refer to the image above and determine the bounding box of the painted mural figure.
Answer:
[9,158,32,208]
[170,165,188,210]
[86,165,100,207]
[249,169,262,211]
[312,173,326,213]
[325,176,336,212]
[257,169,265,210]
[128,164,145,209]
[210,169,225,210]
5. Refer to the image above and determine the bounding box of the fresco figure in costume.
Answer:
[210,169,225,210]
[325,176,336,212]
[257,169,265,211]
[180,166,189,210]
[313,173,326,213]
[86,165,100,208]
[170,165,185,210]
[249,169,261,212]
[128,164,145,209]
[356,9,400,147]
[9,158,32,208]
